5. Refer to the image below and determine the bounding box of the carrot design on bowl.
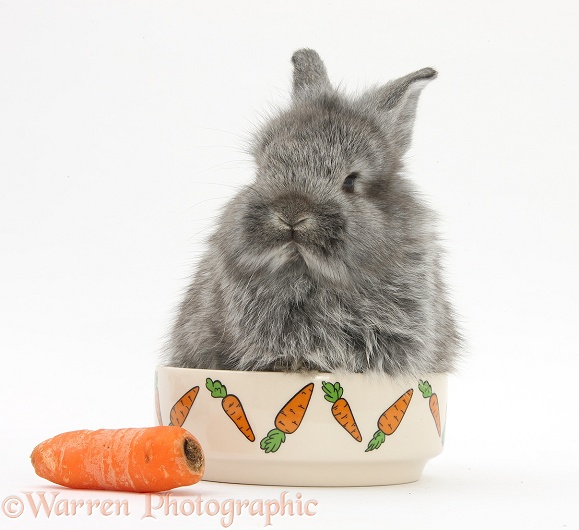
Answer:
[321,381,362,442]
[168,386,199,427]
[206,378,255,442]
[418,380,441,436]
[260,383,314,453]
[366,389,413,452]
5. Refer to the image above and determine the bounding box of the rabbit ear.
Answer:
[291,48,332,99]
[362,67,437,155]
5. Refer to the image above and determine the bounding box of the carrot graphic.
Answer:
[366,388,413,452]
[206,378,255,442]
[322,381,362,442]
[418,380,441,436]
[31,426,204,492]
[260,382,314,453]
[169,386,199,427]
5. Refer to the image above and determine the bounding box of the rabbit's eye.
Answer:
[342,173,358,193]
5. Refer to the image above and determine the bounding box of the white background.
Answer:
[1,1,578,529]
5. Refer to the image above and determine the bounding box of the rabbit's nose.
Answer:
[274,214,311,242]
[276,214,309,229]
[270,192,313,229]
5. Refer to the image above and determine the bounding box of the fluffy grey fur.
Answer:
[165,49,461,375]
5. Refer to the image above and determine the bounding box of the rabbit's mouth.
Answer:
[285,239,301,251]
[281,240,306,263]
[249,240,307,273]
[277,241,351,286]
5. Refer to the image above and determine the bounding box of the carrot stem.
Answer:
[365,430,386,452]
[418,380,433,398]
[322,381,343,403]
[206,378,227,399]
[259,429,286,453]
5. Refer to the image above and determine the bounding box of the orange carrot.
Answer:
[261,383,314,453]
[366,388,413,451]
[419,380,441,436]
[30,426,205,492]
[222,394,255,442]
[169,386,199,427]
[322,381,362,442]
[378,388,413,435]
[206,378,255,442]
[275,382,314,434]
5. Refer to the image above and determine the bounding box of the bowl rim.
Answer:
[156,364,448,380]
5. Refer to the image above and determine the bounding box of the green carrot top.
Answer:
[418,380,433,398]
[322,381,343,403]
[206,378,227,399]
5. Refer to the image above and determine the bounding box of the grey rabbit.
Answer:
[165,49,461,375]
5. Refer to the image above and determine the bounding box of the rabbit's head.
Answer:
[169,49,459,374]
[224,49,437,288]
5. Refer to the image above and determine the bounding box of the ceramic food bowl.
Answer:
[155,366,447,487]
